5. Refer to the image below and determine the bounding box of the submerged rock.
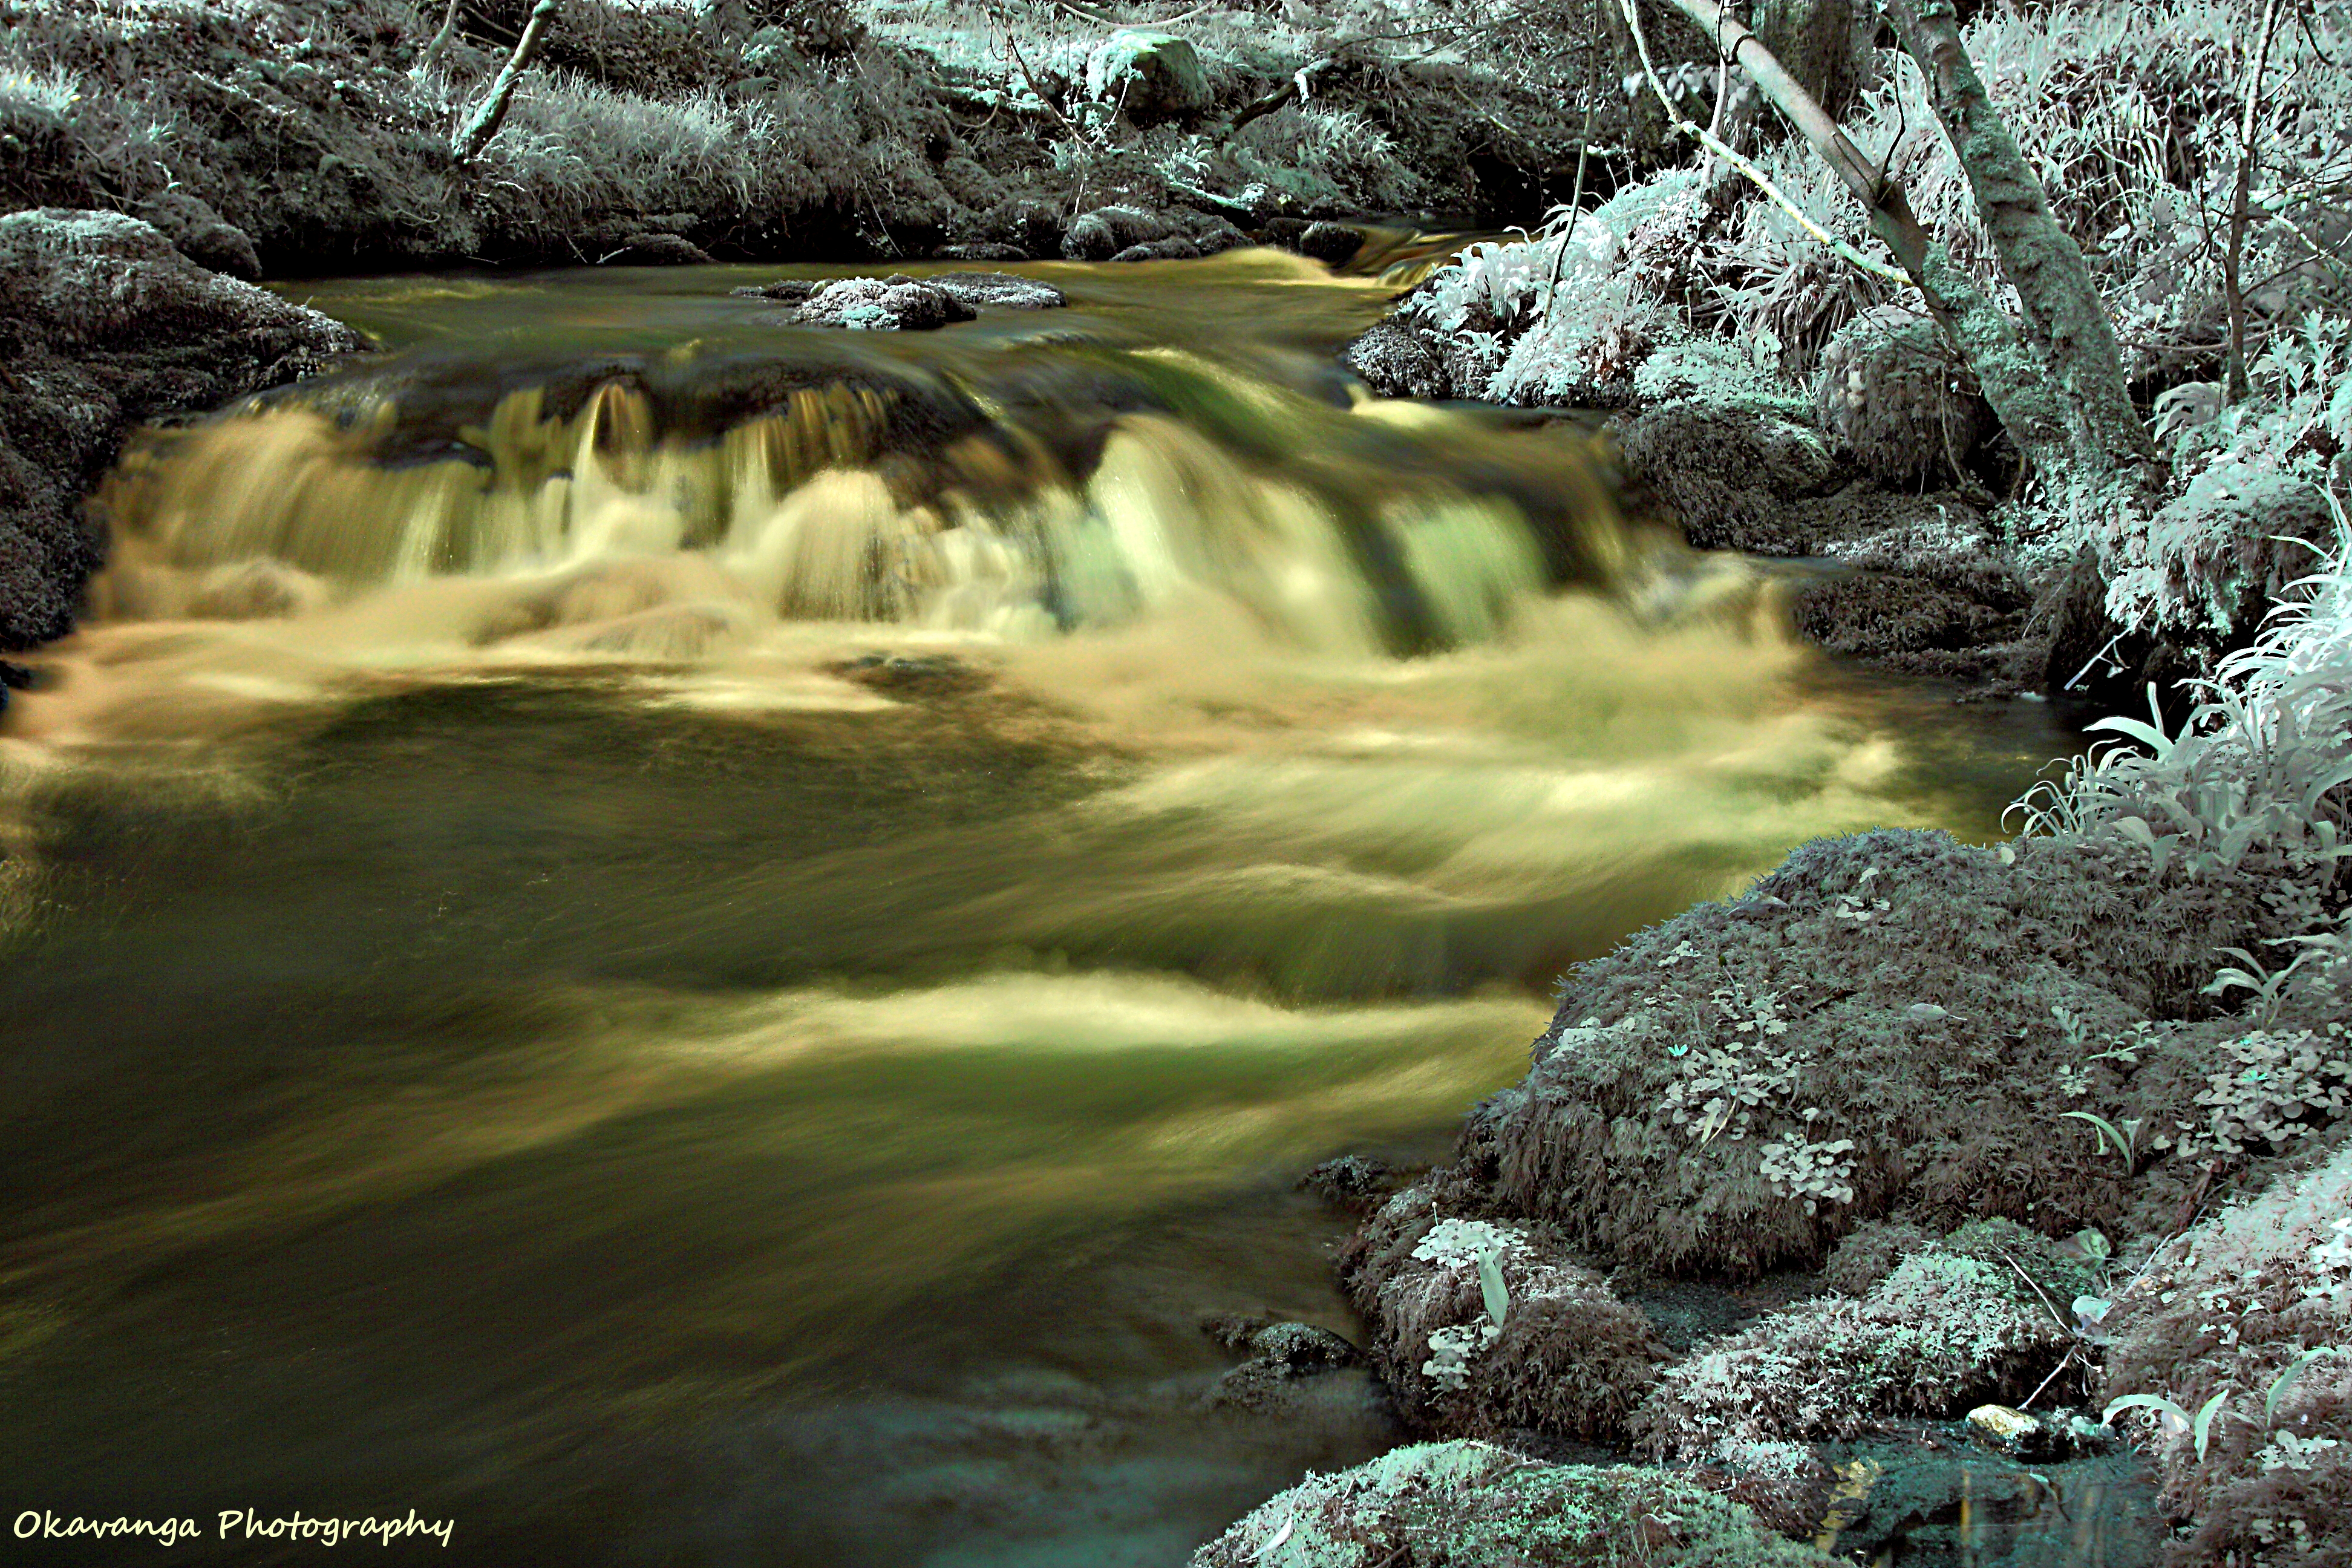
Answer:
[600,231,716,266]
[1296,1154,1404,1212]
[1203,1316,1368,1412]
[1808,1442,2164,1566]
[0,208,364,652]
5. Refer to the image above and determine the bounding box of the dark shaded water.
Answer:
[0,252,2088,1564]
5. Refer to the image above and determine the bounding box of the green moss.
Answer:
[1191,1441,1842,1567]
[1633,1227,2073,1462]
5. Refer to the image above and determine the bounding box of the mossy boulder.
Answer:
[788,275,975,330]
[1085,30,1210,123]
[2106,461,2338,642]
[1189,1440,1841,1567]
[1613,402,1834,555]
[1454,826,2313,1281]
[0,207,364,650]
[1813,307,1989,488]
[1060,203,1174,261]
[1339,1171,1666,1440]
[1632,1218,2087,1463]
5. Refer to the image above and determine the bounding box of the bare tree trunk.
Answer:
[1656,0,2158,490]
[1880,0,2159,485]
[451,0,560,165]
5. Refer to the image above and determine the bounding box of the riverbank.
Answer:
[0,0,1603,275]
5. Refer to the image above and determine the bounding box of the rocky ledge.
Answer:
[0,209,366,656]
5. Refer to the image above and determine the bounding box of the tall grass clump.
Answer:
[475,75,829,247]
[2010,488,2352,985]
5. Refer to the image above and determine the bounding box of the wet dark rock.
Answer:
[1190,219,1253,256]
[1624,1270,1818,1359]
[935,241,1032,263]
[1298,220,1364,266]
[1297,1154,1405,1212]
[732,278,819,304]
[1342,321,1455,400]
[1788,490,2038,690]
[1614,401,1835,554]
[1060,204,1172,261]
[1109,236,1201,264]
[1204,1315,1362,1370]
[1964,1403,2080,1460]
[0,209,364,651]
[1202,1316,1368,1413]
[600,231,716,266]
[832,652,989,697]
[1811,1441,2163,1567]
[1258,217,1313,250]
[791,275,976,331]
[133,191,264,281]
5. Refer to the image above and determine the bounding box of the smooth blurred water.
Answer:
[0,250,2082,1566]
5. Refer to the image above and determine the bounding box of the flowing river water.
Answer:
[0,250,2086,1565]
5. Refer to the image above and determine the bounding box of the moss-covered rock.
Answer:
[1085,29,1210,123]
[1612,400,1834,555]
[1460,826,2309,1280]
[1339,1171,1665,1440]
[1633,1219,2086,1463]
[1189,1440,1842,1567]
[0,207,364,650]
[1813,307,1990,489]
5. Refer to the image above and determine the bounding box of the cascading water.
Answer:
[0,255,2093,1567]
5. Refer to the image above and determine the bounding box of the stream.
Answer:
[0,249,2089,1566]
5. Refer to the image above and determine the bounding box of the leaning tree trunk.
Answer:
[1655,0,2158,493]
[451,0,560,165]
[1879,0,2160,488]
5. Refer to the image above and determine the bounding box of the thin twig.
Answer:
[2021,1347,2078,1411]
[1995,1245,2073,1332]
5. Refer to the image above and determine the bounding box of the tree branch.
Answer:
[451,0,560,164]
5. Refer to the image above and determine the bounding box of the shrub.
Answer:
[2099,1137,2352,1567]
